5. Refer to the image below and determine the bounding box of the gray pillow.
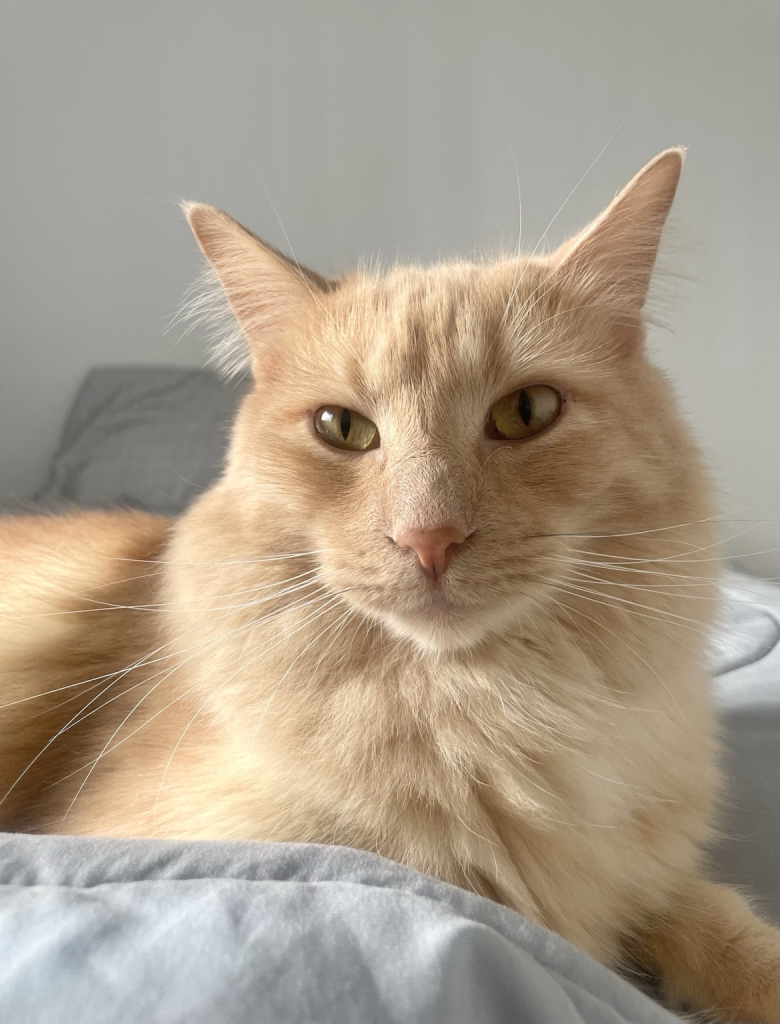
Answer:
[33,366,248,516]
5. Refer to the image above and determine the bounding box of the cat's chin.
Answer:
[378,601,519,655]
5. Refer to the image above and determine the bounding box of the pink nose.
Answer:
[393,525,467,580]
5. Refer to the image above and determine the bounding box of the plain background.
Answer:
[1,0,777,574]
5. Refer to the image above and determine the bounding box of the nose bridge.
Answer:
[388,448,472,534]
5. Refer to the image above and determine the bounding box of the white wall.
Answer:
[1,0,777,574]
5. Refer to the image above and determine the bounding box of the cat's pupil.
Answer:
[340,408,351,439]
[518,390,531,427]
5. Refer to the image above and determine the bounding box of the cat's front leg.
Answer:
[626,876,779,1022]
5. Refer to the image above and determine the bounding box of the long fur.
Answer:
[1,150,777,1021]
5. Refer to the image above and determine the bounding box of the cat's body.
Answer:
[1,151,777,1020]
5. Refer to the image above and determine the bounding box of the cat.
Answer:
[0,149,778,1021]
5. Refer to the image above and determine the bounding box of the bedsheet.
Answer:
[0,833,680,1024]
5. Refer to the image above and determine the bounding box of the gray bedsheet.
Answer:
[0,833,679,1024]
[708,575,780,921]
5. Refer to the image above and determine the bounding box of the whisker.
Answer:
[534,516,778,542]
[12,571,323,619]
[497,106,635,340]
[84,565,321,605]
[536,574,778,656]
[548,577,780,693]
[544,554,780,588]
[540,575,713,629]
[25,588,316,712]
[1,585,336,806]
[0,669,131,712]
[57,590,354,817]
[565,568,724,601]
[103,549,332,566]
[251,166,360,360]
[555,599,686,719]
[251,605,357,745]
[566,546,780,567]
[149,601,355,819]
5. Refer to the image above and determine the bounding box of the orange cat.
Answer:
[0,150,777,1021]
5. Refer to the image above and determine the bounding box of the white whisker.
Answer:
[151,598,355,819]
[1,583,338,807]
[58,589,354,818]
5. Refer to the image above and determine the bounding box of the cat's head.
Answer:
[184,150,707,653]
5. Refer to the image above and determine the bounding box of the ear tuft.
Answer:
[555,148,685,328]
[179,203,322,378]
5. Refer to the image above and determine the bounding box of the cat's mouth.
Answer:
[322,548,547,652]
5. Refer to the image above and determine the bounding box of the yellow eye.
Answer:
[487,385,562,440]
[314,406,380,451]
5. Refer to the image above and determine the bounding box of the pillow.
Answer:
[33,366,248,516]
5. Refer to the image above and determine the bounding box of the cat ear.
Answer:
[554,148,683,329]
[183,202,324,373]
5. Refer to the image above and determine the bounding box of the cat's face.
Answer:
[186,150,703,653]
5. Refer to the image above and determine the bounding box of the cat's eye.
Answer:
[314,406,380,451]
[486,385,562,441]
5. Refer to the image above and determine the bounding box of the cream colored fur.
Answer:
[0,151,777,1021]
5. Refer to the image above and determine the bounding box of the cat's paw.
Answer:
[733,959,779,1023]
[629,879,779,1022]
[697,923,779,1023]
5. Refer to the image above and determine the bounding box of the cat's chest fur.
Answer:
[148,611,715,962]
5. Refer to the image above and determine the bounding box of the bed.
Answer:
[1,365,777,1023]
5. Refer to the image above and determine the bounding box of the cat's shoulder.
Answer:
[0,508,170,562]
[0,510,171,620]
